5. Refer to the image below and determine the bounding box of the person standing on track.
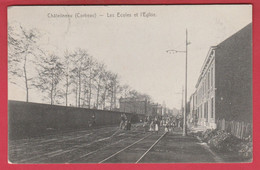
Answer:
[120,113,127,130]
[149,118,155,132]
[126,119,131,130]
[91,113,96,127]
[165,118,170,132]
[88,113,96,128]
[154,117,160,134]
[120,114,125,129]
[143,117,149,133]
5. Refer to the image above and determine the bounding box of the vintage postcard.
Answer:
[8,5,252,163]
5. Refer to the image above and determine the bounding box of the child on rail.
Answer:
[165,118,170,132]
[120,114,127,130]
[143,117,149,133]
[149,118,155,132]
[126,120,131,130]
[154,117,160,134]
[89,113,96,128]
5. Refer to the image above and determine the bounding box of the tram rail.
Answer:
[17,124,143,163]
[98,131,167,163]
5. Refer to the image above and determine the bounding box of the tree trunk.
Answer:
[103,88,107,110]
[65,74,69,106]
[53,84,57,105]
[110,86,114,110]
[88,77,92,109]
[78,71,81,107]
[50,72,54,105]
[96,78,101,109]
[83,83,87,107]
[23,55,29,102]
[75,80,78,107]
[113,83,117,109]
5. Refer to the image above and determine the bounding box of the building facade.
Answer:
[119,97,164,116]
[188,92,197,125]
[195,46,216,128]
[194,23,252,129]
[119,97,147,114]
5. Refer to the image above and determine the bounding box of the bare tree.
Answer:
[85,57,98,108]
[70,49,90,107]
[93,63,106,109]
[106,73,119,110]
[112,74,120,110]
[8,24,156,108]
[77,55,97,108]
[100,71,111,110]
[8,24,43,102]
[120,85,131,98]
[34,54,64,105]
[62,50,74,106]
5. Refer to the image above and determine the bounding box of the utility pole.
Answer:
[183,29,188,136]
[181,86,184,115]
[166,29,190,136]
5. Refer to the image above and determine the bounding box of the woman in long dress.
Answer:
[143,117,148,133]
[154,118,159,134]
[165,119,169,132]
[149,119,154,132]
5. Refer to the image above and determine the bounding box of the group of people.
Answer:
[142,115,183,133]
[142,116,160,133]
[119,113,183,133]
[162,116,177,132]
[119,113,132,130]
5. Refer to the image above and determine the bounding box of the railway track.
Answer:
[97,131,167,163]
[14,127,119,163]
[68,130,147,163]
[14,124,143,163]
[135,131,167,163]
[10,123,166,163]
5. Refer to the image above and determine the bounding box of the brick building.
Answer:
[119,97,164,116]
[119,97,147,114]
[194,23,252,129]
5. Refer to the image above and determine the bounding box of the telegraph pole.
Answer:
[183,29,188,136]
[166,29,189,136]
[181,86,184,115]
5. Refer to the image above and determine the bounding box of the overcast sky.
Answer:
[8,5,252,109]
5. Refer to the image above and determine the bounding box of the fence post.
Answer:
[222,119,225,131]
[237,121,240,138]
[231,121,234,135]
[239,121,242,138]
[241,122,245,139]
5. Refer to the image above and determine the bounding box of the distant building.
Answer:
[194,23,252,129]
[119,97,147,114]
[119,98,165,116]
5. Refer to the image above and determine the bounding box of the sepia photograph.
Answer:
[8,5,252,163]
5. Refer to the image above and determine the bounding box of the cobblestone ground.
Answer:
[9,124,227,163]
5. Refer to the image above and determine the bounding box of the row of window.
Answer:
[196,62,214,105]
[196,97,214,120]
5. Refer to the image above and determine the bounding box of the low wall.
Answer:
[216,119,252,139]
[8,100,141,139]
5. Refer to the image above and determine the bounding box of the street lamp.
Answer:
[166,29,190,136]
